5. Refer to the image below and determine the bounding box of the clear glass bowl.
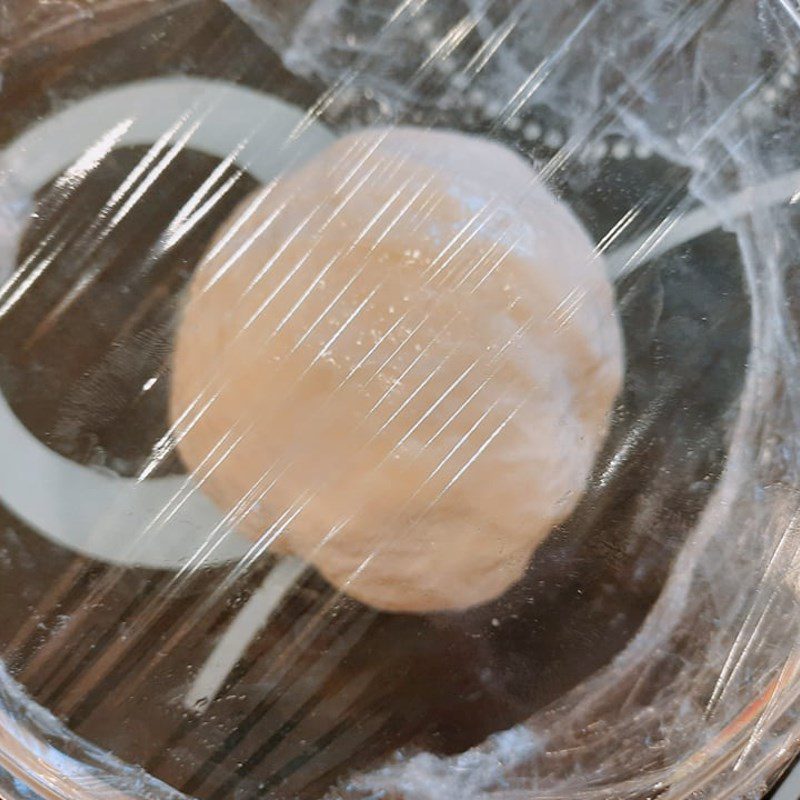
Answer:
[1,2,799,799]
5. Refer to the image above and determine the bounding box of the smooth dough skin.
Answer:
[170,127,624,613]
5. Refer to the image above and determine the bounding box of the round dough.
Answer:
[170,127,623,613]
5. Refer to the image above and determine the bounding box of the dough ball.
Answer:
[170,127,623,613]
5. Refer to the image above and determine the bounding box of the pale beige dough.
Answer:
[170,127,624,612]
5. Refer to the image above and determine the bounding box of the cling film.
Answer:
[0,2,798,799]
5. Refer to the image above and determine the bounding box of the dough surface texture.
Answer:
[170,127,624,612]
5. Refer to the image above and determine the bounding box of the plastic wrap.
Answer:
[0,1,799,799]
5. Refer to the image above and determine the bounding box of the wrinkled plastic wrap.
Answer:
[1,1,800,799]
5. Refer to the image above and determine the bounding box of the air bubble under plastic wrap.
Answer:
[0,1,799,799]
